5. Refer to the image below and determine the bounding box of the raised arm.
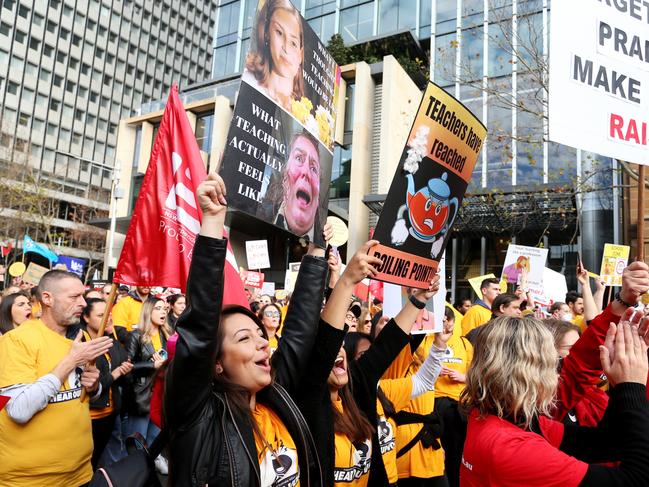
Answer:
[555,262,649,419]
[165,173,227,429]
[577,265,598,322]
[271,236,330,394]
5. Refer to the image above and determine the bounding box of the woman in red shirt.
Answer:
[460,315,649,487]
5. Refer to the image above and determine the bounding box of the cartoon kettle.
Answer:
[405,172,458,242]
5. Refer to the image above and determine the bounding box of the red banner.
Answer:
[114,85,249,307]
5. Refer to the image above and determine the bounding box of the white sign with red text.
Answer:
[549,0,649,164]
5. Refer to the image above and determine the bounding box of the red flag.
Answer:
[114,84,248,307]
[1,242,12,257]
[0,395,8,411]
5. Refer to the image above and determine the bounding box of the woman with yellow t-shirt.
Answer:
[344,332,447,487]
[165,173,334,486]
[258,303,283,354]
[295,239,441,487]
[433,306,473,487]
[80,298,133,468]
[125,298,170,448]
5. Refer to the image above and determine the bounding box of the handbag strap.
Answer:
[148,427,168,459]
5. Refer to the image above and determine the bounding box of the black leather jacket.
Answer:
[165,235,329,486]
[126,328,168,415]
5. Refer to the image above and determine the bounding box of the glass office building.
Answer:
[0,0,216,258]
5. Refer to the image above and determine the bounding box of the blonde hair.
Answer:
[137,298,172,343]
[460,316,558,428]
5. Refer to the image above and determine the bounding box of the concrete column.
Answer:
[210,95,233,173]
[347,62,374,259]
[378,55,420,193]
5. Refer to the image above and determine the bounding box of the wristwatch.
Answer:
[614,291,635,308]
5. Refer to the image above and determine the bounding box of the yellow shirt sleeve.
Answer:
[382,342,414,380]
[379,378,413,411]
[0,330,38,387]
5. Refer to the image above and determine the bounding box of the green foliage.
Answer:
[326,33,429,84]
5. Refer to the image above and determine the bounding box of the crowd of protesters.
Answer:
[1,173,649,487]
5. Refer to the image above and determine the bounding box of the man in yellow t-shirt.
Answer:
[111,285,154,331]
[0,270,113,487]
[566,291,586,332]
[461,278,501,336]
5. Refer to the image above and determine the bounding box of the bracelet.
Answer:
[409,294,426,309]
[615,291,635,308]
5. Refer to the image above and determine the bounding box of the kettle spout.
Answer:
[406,173,416,198]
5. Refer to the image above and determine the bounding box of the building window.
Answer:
[29,37,40,51]
[46,20,57,33]
[339,2,374,43]
[330,145,352,199]
[56,51,66,64]
[43,44,54,57]
[60,28,69,41]
[53,74,64,87]
[33,12,44,26]
[0,22,10,36]
[379,0,417,35]
[49,99,59,111]
[215,0,240,46]
[15,30,26,43]
[195,113,214,166]
[212,43,237,78]
[18,4,29,18]
[7,80,19,94]
[39,69,50,82]
[308,14,335,43]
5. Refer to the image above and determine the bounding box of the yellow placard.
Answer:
[467,273,496,299]
[8,262,26,277]
[599,243,630,287]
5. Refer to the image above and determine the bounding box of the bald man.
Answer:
[0,270,112,486]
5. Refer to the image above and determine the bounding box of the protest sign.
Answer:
[327,216,349,247]
[220,0,340,246]
[467,273,497,299]
[372,82,486,288]
[382,280,443,334]
[549,0,649,164]
[261,281,276,296]
[284,262,301,292]
[501,244,548,300]
[22,262,49,286]
[242,270,265,288]
[245,239,271,269]
[536,267,568,306]
[599,243,630,286]
[8,262,25,277]
[57,255,87,277]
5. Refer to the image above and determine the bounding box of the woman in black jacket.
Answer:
[80,298,133,468]
[125,297,170,446]
[165,173,333,486]
[296,240,441,486]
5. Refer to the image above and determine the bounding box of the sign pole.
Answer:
[639,164,646,261]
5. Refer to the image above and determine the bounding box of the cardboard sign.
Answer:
[242,270,265,288]
[599,243,630,286]
[382,280,443,335]
[549,0,649,164]
[327,216,349,247]
[372,82,486,288]
[22,262,49,286]
[245,240,271,270]
[467,273,497,299]
[500,244,549,300]
[219,0,340,245]
[284,262,301,293]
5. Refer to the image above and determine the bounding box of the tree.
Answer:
[0,140,108,281]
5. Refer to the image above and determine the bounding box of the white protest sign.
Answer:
[536,267,568,306]
[260,281,275,296]
[549,0,649,164]
[245,240,271,270]
[284,262,301,293]
[501,244,549,301]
